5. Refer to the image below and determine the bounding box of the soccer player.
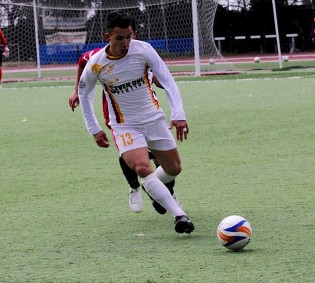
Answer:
[78,10,194,234]
[0,28,9,86]
[69,22,177,215]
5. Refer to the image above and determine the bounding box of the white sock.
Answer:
[141,173,185,217]
[155,166,176,183]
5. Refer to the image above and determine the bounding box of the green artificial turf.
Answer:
[0,76,314,282]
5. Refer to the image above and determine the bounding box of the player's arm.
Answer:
[78,63,109,148]
[69,64,84,111]
[0,29,9,57]
[69,49,102,111]
[146,45,188,141]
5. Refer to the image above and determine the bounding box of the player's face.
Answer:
[105,26,134,57]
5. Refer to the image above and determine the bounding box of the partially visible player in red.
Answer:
[69,23,177,215]
[69,47,102,111]
[0,28,9,86]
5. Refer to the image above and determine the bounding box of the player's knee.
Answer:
[134,162,153,178]
[165,163,182,176]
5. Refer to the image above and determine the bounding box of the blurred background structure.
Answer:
[0,0,315,77]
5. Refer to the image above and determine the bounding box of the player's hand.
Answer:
[93,130,110,148]
[3,46,9,58]
[169,120,189,142]
[69,90,80,111]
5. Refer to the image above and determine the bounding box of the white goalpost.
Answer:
[1,0,236,79]
[271,0,283,69]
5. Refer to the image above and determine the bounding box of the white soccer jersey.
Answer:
[78,39,186,135]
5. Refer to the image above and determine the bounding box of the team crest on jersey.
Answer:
[91,63,105,75]
[93,63,119,85]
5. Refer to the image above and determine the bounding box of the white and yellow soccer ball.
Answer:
[217,215,252,251]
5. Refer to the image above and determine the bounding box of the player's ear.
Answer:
[104,32,110,42]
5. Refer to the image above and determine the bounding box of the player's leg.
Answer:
[164,179,180,209]
[119,156,143,213]
[105,92,143,213]
[152,154,176,196]
[144,151,178,214]
[123,148,188,224]
[145,118,194,233]
[150,148,181,201]
[114,125,194,233]
[119,156,140,189]
[149,148,193,233]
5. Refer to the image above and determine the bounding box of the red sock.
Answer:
[0,68,2,82]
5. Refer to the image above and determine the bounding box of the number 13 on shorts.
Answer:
[120,132,134,147]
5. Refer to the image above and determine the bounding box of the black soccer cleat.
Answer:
[174,215,195,234]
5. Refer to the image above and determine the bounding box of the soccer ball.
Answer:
[254,57,260,63]
[217,215,252,251]
[282,55,289,62]
[209,58,215,65]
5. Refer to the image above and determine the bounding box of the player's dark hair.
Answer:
[106,10,135,32]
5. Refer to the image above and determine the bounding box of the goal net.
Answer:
[1,0,236,81]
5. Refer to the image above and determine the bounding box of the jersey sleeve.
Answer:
[145,44,186,121]
[78,53,89,69]
[78,48,102,69]
[78,61,102,135]
[0,29,8,46]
